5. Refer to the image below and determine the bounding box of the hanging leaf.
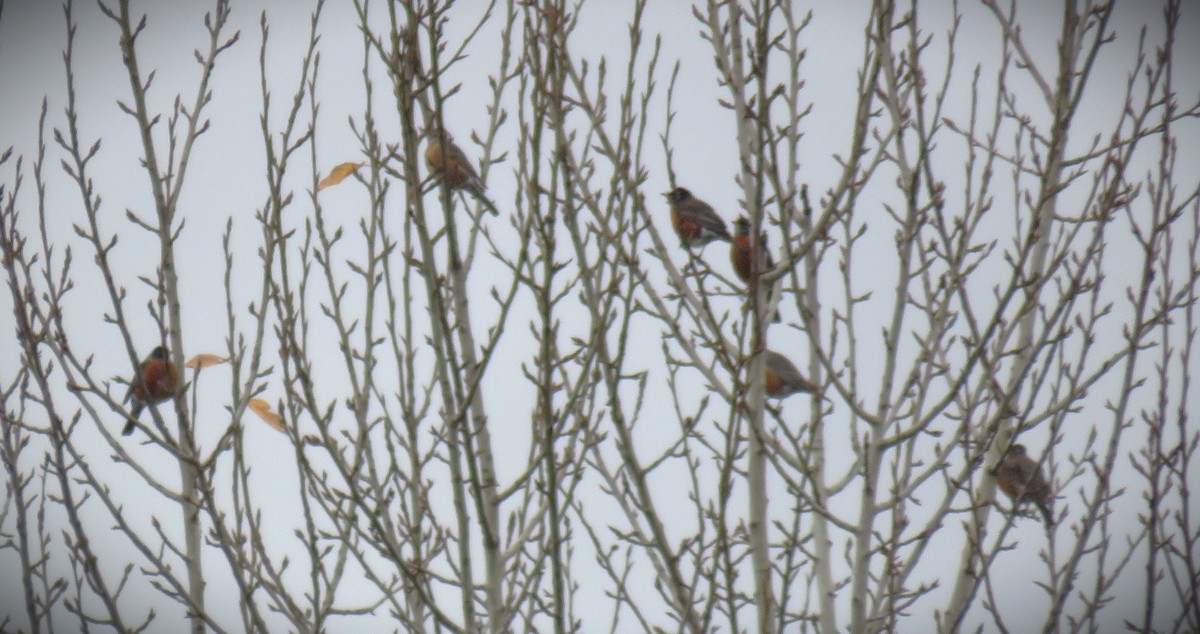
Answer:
[185,353,228,369]
[248,398,286,433]
[316,161,365,191]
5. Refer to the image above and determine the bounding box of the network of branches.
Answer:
[1,1,1198,633]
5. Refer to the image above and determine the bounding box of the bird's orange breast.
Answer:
[672,210,701,241]
[134,358,177,403]
[764,370,785,396]
[731,236,753,282]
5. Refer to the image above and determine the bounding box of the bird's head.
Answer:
[664,187,692,204]
[733,216,750,236]
[422,124,453,142]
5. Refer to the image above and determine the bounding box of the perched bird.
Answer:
[732,216,781,322]
[664,187,732,248]
[730,216,776,283]
[993,443,1054,526]
[424,127,498,216]
[763,351,818,398]
[123,346,179,436]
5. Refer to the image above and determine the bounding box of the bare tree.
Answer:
[1,0,1197,632]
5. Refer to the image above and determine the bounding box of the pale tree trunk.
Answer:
[942,2,1084,627]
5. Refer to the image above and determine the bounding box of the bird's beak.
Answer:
[661,191,671,197]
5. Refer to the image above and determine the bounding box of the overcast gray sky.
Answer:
[1,0,1198,631]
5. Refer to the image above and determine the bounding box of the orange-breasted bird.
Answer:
[732,216,781,322]
[424,127,499,216]
[123,346,179,436]
[665,187,732,248]
[993,443,1054,526]
[731,216,776,283]
[763,351,818,398]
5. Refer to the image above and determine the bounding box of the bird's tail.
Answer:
[480,196,501,216]
[467,183,500,216]
[1036,499,1054,527]
[123,401,144,436]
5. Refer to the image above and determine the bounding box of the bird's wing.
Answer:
[1024,464,1051,497]
[681,200,727,234]
[995,460,1020,485]
[124,359,148,404]
[448,143,481,180]
[1000,456,1048,499]
[767,353,806,388]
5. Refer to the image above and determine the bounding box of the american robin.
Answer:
[763,351,818,398]
[123,346,179,436]
[731,216,776,283]
[424,127,499,216]
[664,187,732,248]
[993,443,1054,526]
[732,216,781,322]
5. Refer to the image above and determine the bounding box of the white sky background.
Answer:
[1,0,1199,631]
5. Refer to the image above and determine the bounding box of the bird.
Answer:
[763,351,818,398]
[664,187,732,248]
[424,127,499,216]
[732,216,781,322]
[123,346,179,436]
[730,216,776,283]
[993,443,1054,526]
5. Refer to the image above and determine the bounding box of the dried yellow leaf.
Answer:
[184,353,228,369]
[316,161,365,191]
[248,398,286,433]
